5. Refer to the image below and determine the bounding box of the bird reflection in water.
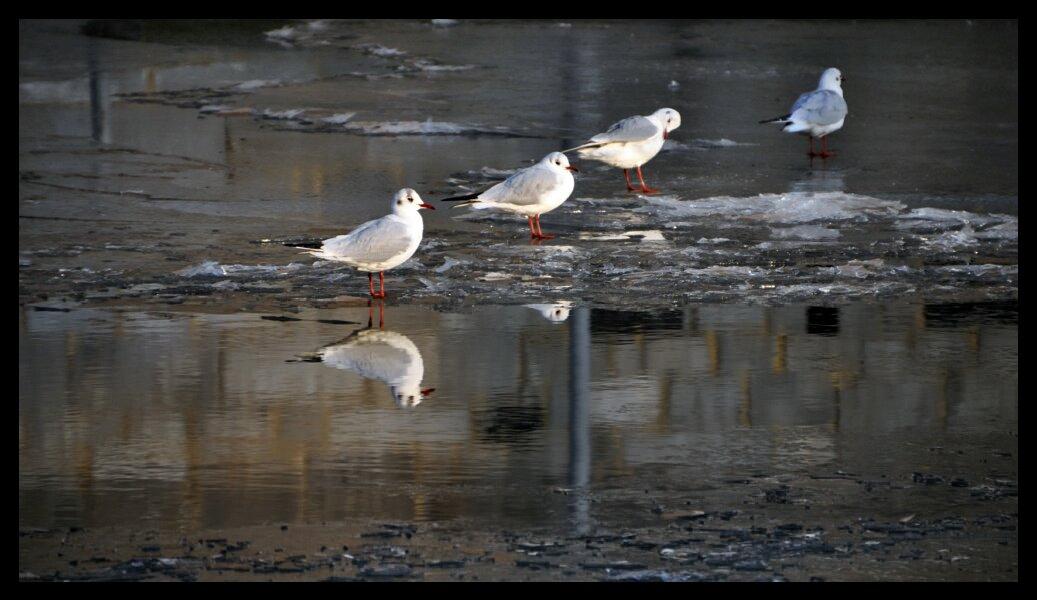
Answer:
[310,301,434,408]
[524,301,573,323]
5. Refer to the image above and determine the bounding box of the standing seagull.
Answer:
[295,188,434,299]
[441,151,577,240]
[760,68,848,158]
[563,108,681,194]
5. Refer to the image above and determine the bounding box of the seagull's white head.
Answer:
[391,188,435,216]
[391,384,435,408]
[650,108,681,139]
[819,68,844,93]
[526,301,573,322]
[541,151,579,173]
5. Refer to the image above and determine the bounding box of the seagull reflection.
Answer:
[788,164,845,194]
[317,327,434,408]
[525,301,573,323]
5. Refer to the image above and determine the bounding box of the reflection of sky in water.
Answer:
[19,301,1017,530]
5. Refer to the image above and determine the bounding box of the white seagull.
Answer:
[441,151,577,240]
[525,301,573,322]
[317,328,434,408]
[295,188,434,299]
[563,108,681,194]
[760,68,848,158]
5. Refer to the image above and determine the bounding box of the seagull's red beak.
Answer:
[420,203,436,210]
[420,388,436,397]
[663,130,669,140]
[566,165,579,172]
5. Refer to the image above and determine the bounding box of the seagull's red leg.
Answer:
[377,271,386,299]
[528,216,537,239]
[819,136,832,158]
[636,166,658,194]
[533,214,555,240]
[624,169,637,192]
[368,273,376,298]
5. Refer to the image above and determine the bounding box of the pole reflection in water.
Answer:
[87,41,106,144]
[568,306,591,534]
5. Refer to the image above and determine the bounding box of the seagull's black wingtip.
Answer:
[440,192,481,202]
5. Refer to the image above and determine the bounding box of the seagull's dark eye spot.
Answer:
[397,200,402,205]
[408,395,415,402]
[408,198,413,202]
[555,310,561,316]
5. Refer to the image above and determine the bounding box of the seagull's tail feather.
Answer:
[286,241,326,258]
[759,114,791,125]
[561,141,604,154]
[440,192,481,202]
[287,241,323,249]
[441,192,484,209]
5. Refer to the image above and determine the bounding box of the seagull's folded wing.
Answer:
[790,90,848,126]
[589,115,661,144]
[320,333,418,382]
[480,166,562,206]
[320,217,416,264]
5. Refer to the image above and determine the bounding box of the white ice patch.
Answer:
[260,108,308,120]
[234,79,282,91]
[176,261,225,277]
[975,221,1018,241]
[690,138,755,148]
[322,112,357,125]
[176,261,306,278]
[895,207,1011,231]
[683,265,768,278]
[341,119,503,136]
[355,43,407,58]
[578,230,667,242]
[408,59,476,72]
[636,192,905,225]
[480,272,511,281]
[923,226,981,251]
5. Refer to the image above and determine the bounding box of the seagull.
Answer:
[760,68,848,158]
[294,188,434,299]
[525,301,573,322]
[315,328,434,408]
[441,151,577,240]
[563,108,681,194]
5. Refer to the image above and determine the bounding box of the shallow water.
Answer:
[19,300,1017,531]
[19,20,1018,578]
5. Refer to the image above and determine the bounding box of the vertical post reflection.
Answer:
[87,42,106,144]
[568,306,591,534]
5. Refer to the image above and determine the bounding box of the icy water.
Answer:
[19,19,1017,580]
[19,19,1017,309]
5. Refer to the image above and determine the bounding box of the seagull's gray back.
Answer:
[482,164,564,206]
[321,215,415,264]
[589,115,661,144]
[790,89,848,126]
